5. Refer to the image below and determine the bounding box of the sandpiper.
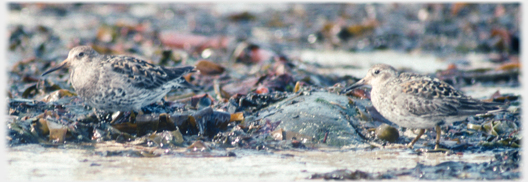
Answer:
[341,64,502,149]
[42,46,198,118]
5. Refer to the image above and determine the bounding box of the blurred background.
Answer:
[7,3,521,97]
[7,3,519,63]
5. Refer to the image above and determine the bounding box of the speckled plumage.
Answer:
[341,64,501,148]
[42,46,198,112]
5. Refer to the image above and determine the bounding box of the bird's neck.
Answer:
[70,63,100,96]
[370,79,392,100]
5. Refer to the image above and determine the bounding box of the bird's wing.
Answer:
[399,78,499,117]
[108,55,196,90]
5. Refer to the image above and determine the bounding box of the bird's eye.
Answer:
[78,52,85,57]
[374,70,380,74]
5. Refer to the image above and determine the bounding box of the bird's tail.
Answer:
[169,66,201,92]
[180,79,202,92]
[172,65,198,75]
[456,97,507,116]
[484,100,511,114]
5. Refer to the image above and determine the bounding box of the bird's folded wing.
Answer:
[399,79,499,117]
[109,55,195,89]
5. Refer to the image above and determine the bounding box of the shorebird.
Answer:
[341,64,502,149]
[42,46,198,120]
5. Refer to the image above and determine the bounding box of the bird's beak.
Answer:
[340,79,367,94]
[41,59,69,76]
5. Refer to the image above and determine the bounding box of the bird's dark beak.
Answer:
[340,79,367,94]
[41,59,69,76]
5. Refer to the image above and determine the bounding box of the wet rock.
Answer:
[375,124,399,143]
[270,128,313,143]
[258,91,365,147]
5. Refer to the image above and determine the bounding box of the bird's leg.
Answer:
[434,125,443,150]
[407,129,425,148]
[423,124,451,152]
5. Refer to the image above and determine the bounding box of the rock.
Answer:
[258,91,366,147]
